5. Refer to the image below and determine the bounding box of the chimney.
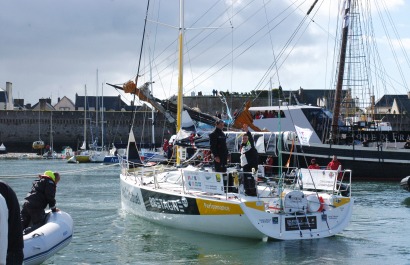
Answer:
[6,82,13,110]
[39,98,46,110]
[408,91,410,99]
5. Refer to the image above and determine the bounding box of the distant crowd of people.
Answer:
[215,109,285,120]
[253,110,285,119]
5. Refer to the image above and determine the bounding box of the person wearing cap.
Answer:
[21,170,61,234]
[209,119,228,172]
[0,181,24,265]
[308,158,320,169]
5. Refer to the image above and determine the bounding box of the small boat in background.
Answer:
[102,143,127,164]
[32,140,45,150]
[61,146,74,159]
[0,143,7,154]
[67,150,91,163]
[400,176,410,191]
[23,210,73,265]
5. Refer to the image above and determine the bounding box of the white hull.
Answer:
[23,210,73,265]
[120,166,353,240]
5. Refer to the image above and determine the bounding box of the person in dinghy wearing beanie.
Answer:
[20,170,61,234]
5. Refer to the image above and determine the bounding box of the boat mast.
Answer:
[176,0,184,166]
[331,0,351,143]
[101,82,104,150]
[96,69,99,147]
[150,64,155,150]
[83,85,87,150]
[50,111,53,154]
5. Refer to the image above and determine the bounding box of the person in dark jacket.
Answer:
[0,181,24,265]
[209,119,228,172]
[240,124,259,196]
[21,170,60,234]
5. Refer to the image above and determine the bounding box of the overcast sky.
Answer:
[1,0,409,106]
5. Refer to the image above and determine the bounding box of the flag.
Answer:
[294,126,313,146]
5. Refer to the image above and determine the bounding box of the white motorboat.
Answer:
[23,210,73,265]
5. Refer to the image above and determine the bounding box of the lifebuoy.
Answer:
[307,195,325,212]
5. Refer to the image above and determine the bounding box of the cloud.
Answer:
[1,0,409,106]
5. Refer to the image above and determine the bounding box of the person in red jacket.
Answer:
[21,170,61,234]
[308,158,320,169]
[327,155,342,170]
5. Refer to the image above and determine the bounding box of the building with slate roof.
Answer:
[74,93,136,111]
[373,94,410,115]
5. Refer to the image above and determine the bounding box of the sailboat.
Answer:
[119,0,353,240]
[68,85,90,163]
[90,71,110,163]
[0,143,6,154]
[32,110,45,150]
[43,112,58,159]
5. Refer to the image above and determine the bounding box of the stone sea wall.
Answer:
[0,110,172,152]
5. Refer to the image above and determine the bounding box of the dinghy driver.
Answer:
[21,171,61,234]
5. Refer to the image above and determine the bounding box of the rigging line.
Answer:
[150,0,263,95]
[229,1,234,108]
[324,0,335,93]
[177,1,239,97]
[181,0,257,64]
[254,4,311,93]
[379,0,410,71]
[149,0,271,95]
[374,0,409,92]
[185,0,298,92]
[151,0,256,96]
[131,0,151,130]
[253,1,316,95]
[140,0,226,87]
[263,0,281,86]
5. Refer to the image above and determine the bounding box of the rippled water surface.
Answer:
[1,159,410,264]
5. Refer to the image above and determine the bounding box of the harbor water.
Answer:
[1,159,410,265]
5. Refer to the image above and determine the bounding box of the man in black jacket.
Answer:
[0,181,24,264]
[21,170,60,234]
[209,119,228,172]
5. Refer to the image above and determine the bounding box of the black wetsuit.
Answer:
[209,127,228,172]
[21,176,57,234]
